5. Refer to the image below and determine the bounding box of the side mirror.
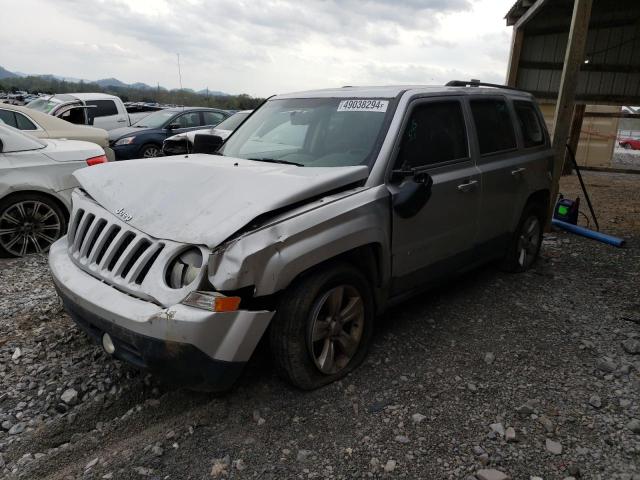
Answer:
[392,171,433,218]
[192,134,224,154]
[166,123,180,130]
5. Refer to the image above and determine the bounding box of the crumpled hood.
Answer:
[73,155,369,248]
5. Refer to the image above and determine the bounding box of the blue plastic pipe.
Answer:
[551,219,626,247]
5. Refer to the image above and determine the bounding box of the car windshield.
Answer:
[218,98,393,167]
[26,96,65,114]
[133,110,176,128]
[215,111,251,131]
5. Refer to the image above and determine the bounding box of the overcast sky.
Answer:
[1,0,515,97]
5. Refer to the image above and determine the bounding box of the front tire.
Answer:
[0,193,67,258]
[500,202,544,273]
[270,262,374,390]
[139,144,161,158]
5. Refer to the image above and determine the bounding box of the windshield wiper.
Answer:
[247,158,304,167]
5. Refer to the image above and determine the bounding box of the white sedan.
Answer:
[0,124,107,257]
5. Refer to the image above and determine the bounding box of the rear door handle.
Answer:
[117,118,127,122]
[457,180,478,193]
[511,167,526,176]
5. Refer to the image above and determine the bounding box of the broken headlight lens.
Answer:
[165,248,203,289]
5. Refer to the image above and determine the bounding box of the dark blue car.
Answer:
[109,107,230,160]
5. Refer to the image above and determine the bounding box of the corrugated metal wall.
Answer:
[515,1,640,105]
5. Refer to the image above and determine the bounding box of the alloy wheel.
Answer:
[308,285,365,375]
[517,215,541,268]
[0,200,62,256]
[142,146,160,157]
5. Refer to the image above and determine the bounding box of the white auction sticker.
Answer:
[337,99,389,113]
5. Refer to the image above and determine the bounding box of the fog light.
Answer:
[102,333,115,354]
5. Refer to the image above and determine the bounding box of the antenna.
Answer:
[177,53,189,155]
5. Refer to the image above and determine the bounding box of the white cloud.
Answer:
[0,0,515,96]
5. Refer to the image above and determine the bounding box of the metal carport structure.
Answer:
[505,0,640,205]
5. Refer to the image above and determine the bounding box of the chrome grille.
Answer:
[67,200,164,288]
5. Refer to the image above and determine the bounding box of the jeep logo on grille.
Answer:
[115,208,133,222]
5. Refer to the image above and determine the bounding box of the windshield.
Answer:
[215,111,250,131]
[27,96,65,114]
[218,98,393,167]
[132,110,176,128]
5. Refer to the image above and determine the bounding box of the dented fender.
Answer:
[208,185,391,296]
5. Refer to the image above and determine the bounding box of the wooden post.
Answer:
[506,27,524,87]
[549,0,593,222]
[564,103,586,174]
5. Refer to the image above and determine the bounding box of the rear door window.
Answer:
[396,100,469,169]
[86,100,119,119]
[470,99,517,155]
[0,109,17,128]
[514,101,545,148]
[202,111,226,126]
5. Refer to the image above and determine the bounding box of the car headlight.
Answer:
[115,136,136,146]
[166,248,203,289]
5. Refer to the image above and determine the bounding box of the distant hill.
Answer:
[0,66,228,95]
[0,66,18,79]
[95,77,129,88]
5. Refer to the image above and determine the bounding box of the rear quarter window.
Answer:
[470,99,517,155]
[514,100,545,148]
[15,113,37,130]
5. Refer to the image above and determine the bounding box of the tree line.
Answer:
[0,76,264,110]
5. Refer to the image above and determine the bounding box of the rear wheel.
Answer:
[140,144,161,158]
[622,143,632,150]
[500,202,544,273]
[0,193,67,257]
[270,262,374,390]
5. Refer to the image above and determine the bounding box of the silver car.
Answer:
[0,124,106,257]
[49,83,552,390]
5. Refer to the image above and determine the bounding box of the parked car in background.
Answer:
[109,107,230,159]
[27,93,136,131]
[0,103,114,161]
[0,124,107,257]
[619,138,640,150]
[49,82,552,391]
[162,110,251,155]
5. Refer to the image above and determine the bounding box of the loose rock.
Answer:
[476,468,510,480]
[546,438,563,455]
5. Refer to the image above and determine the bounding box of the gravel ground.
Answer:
[1,172,639,480]
[613,147,640,170]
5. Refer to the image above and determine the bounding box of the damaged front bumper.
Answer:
[49,238,274,390]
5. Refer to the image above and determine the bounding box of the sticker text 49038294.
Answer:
[337,99,389,113]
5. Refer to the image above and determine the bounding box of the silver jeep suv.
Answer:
[49,82,552,390]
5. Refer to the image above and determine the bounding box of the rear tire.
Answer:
[0,193,67,258]
[269,262,374,390]
[500,202,545,273]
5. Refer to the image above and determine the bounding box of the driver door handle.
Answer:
[511,167,526,176]
[457,180,478,193]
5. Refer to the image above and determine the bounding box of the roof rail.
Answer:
[446,79,529,93]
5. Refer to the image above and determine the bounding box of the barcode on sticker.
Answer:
[337,99,389,113]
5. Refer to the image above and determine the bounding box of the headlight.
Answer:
[166,248,203,289]
[115,136,136,146]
